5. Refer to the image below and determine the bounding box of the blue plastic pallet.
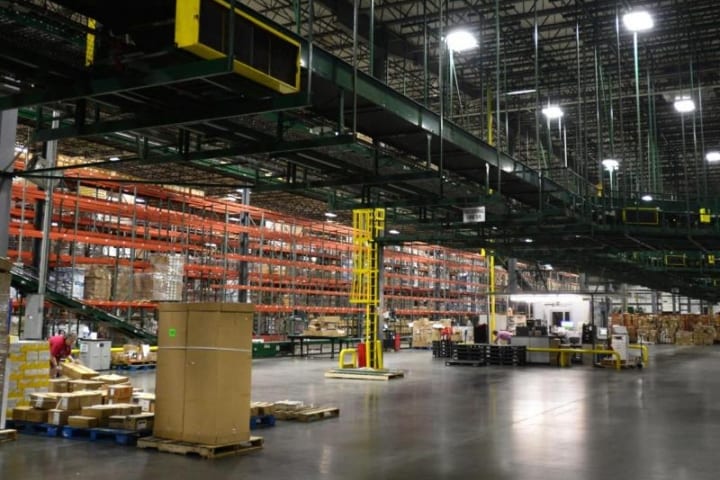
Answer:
[7,421,59,437]
[61,426,151,445]
[111,363,157,371]
[250,415,276,430]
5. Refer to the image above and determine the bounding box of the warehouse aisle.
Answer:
[2,347,719,480]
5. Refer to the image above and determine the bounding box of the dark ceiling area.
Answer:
[1,0,720,300]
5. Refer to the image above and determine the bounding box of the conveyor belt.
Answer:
[10,266,157,343]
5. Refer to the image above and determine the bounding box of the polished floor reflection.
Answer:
[1,346,718,479]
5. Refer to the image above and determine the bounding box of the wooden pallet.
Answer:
[0,429,18,444]
[296,407,340,422]
[137,436,263,459]
[324,368,405,381]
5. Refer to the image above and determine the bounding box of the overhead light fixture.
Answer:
[222,195,237,202]
[135,197,146,204]
[109,156,120,162]
[14,145,27,153]
[641,194,653,202]
[506,89,536,96]
[542,105,563,120]
[705,151,720,162]
[235,188,245,193]
[324,212,338,218]
[524,238,534,243]
[445,30,478,53]
[602,159,620,171]
[388,229,400,235]
[673,96,695,113]
[623,10,654,32]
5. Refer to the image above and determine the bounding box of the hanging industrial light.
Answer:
[705,151,720,162]
[623,10,654,32]
[445,30,478,53]
[541,105,564,120]
[673,95,696,113]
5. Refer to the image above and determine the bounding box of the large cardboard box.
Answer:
[154,303,189,441]
[155,303,253,445]
[60,363,99,380]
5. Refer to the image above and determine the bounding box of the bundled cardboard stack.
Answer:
[134,254,184,301]
[155,303,254,445]
[84,266,112,301]
[412,318,433,348]
[3,339,50,419]
[13,377,154,431]
[48,267,85,299]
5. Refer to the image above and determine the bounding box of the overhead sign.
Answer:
[462,206,486,223]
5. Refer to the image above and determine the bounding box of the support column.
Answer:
[0,110,18,258]
[239,189,250,303]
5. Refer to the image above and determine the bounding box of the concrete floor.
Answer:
[2,346,719,479]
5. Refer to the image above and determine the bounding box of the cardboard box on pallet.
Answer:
[81,404,142,427]
[56,391,103,411]
[25,409,49,423]
[68,379,104,392]
[125,413,154,431]
[155,303,254,445]
[50,379,70,393]
[133,393,156,413]
[67,416,98,429]
[12,406,33,421]
[91,374,129,385]
[107,384,133,403]
[31,393,59,410]
[60,363,99,380]
[48,409,81,426]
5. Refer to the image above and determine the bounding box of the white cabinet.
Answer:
[79,339,112,370]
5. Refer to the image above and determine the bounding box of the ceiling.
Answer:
[2,0,720,300]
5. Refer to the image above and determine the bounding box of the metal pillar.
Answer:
[0,110,18,257]
[239,189,250,302]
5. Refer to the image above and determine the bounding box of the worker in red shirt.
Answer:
[49,332,78,377]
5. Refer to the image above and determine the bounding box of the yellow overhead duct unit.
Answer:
[175,0,301,94]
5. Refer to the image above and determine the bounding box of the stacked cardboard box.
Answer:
[3,339,50,419]
[111,344,155,366]
[114,266,135,302]
[675,331,694,346]
[303,316,347,336]
[60,362,99,380]
[0,258,11,427]
[693,324,716,346]
[412,318,433,348]
[155,303,254,445]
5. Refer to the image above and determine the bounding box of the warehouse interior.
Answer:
[1,0,720,478]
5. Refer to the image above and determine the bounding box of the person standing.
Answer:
[49,332,78,377]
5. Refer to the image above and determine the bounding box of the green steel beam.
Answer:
[33,94,309,142]
[0,58,233,110]
[250,170,438,192]
[18,134,356,176]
